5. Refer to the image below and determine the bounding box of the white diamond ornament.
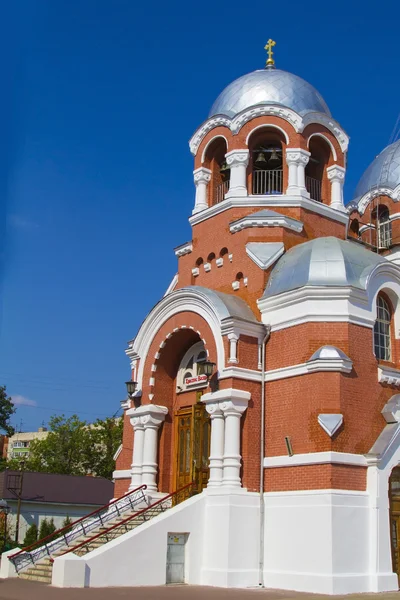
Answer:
[318,414,343,437]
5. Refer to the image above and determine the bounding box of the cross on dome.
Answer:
[264,38,276,69]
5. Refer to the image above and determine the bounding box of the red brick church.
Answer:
[112,41,400,593]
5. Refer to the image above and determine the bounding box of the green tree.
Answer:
[39,517,56,541]
[23,523,38,547]
[62,515,72,528]
[0,386,16,436]
[85,417,123,479]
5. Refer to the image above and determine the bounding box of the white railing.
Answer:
[305,176,322,202]
[252,170,283,195]
[214,180,229,204]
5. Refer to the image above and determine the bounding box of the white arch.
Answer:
[245,123,289,146]
[201,135,229,164]
[307,132,337,162]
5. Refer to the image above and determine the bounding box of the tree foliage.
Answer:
[0,386,16,436]
[39,518,56,541]
[23,523,38,547]
[8,414,123,480]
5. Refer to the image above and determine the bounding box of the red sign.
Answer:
[185,374,207,386]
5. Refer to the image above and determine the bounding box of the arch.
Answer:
[307,132,337,161]
[207,252,216,263]
[349,218,360,237]
[235,271,244,281]
[195,257,204,267]
[374,293,392,361]
[247,126,286,195]
[245,123,289,146]
[219,247,228,257]
[371,204,392,250]
[201,134,229,164]
[203,137,229,207]
[305,135,333,203]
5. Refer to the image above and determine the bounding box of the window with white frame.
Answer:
[177,341,208,392]
[374,295,391,361]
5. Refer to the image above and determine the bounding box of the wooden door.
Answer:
[176,403,210,494]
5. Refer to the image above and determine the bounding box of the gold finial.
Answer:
[264,38,276,68]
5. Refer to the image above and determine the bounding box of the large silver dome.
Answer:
[263,237,385,298]
[209,69,331,119]
[353,140,400,202]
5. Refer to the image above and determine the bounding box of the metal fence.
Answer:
[252,170,283,195]
[305,176,322,202]
[214,180,229,204]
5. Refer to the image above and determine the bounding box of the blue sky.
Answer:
[1,0,399,431]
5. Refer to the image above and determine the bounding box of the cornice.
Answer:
[174,242,193,257]
[354,184,400,216]
[189,195,349,227]
[263,451,367,469]
[230,212,303,234]
[378,365,400,387]
[189,106,349,156]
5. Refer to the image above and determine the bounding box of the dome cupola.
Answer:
[352,140,400,204]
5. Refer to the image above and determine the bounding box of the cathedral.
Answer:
[112,42,400,593]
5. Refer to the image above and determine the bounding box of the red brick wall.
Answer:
[265,464,367,491]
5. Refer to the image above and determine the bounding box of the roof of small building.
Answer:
[0,470,113,506]
[263,237,386,298]
[209,68,331,119]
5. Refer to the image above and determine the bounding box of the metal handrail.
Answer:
[214,180,229,204]
[10,483,147,573]
[305,175,322,202]
[252,169,283,195]
[55,481,195,559]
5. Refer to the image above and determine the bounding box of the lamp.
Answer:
[202,361,216,379]
[125,380,138,398]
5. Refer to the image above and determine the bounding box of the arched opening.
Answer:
[248,128,285,195]
[207,252,216,264]
[153,331,211,495]
[203,137,229,206]
[219,247,228,258]
[389,466,400,581]
[349,218,360,238]
[374,294,392,361]
[195,257,203,267]
[371,205,392,250]
[306,136,332,203]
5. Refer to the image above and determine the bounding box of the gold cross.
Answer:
[264,38,276,67]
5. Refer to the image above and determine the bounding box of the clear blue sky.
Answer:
[1,0,399,431]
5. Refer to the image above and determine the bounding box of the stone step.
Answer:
[20,572,52,583]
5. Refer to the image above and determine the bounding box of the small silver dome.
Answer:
[353,140,400,202]
[209,69,331,119]
[264,237,386,298]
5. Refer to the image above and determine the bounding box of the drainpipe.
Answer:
[259,326,271,587]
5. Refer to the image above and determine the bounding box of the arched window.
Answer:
[248,128,285,195]
[203,138,229,206]
[177,341,208,392]
[305,136,332,203]
[349,218,360,237]
[372,205,392,249]
[374,295,392,361]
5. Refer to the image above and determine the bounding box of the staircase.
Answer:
[9,482,193,584]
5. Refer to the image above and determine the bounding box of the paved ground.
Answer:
[1,580,400,600]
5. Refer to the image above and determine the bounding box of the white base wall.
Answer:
[52,488,399,594]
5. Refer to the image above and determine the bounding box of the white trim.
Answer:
[245,243,285,270]
[112,469,131,479]
[219,366,262,382]
[263,487,368,497]
[230,213,303,234]
[174,242,193,257]
[263,451,368,468]
[163,273,178,297]
[307,132,338,161]
[113,444,123,462]
[189,106,348,155]
[202,387,251,404]
[200,134,229,163]
[378,365,400,387]
[355,183,400,215]
[245,123,289,145]
[189,195,349,227]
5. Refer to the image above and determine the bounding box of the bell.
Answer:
[219,161,229,173]
[268,148,281,166]
[255,151,267,165]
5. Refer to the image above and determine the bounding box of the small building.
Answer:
[0,470,113,543]
[6,428,49,461]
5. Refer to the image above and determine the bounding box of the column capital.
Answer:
[202,388,250,414]
[327,164,346,182]
[204,402,223,417]
[225,149,249,167]
[127,404,168,428]
[286,147,310,166]
[193,167,211,185]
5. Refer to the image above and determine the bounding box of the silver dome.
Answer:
[263,237,386,298]
[209,69,331,119]
[353,140,400,202]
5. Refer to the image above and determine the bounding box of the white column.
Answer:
[193,167,211,214]
[227,333,239,364]
[129,417,145,489]
[127,405,168,493]
[220,400,247,487]
[205,403,225,487]
[285,148,310,197]
[225,150,249,198]
[327,164,346,211]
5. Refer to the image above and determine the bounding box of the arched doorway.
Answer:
[389,466,400,581]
